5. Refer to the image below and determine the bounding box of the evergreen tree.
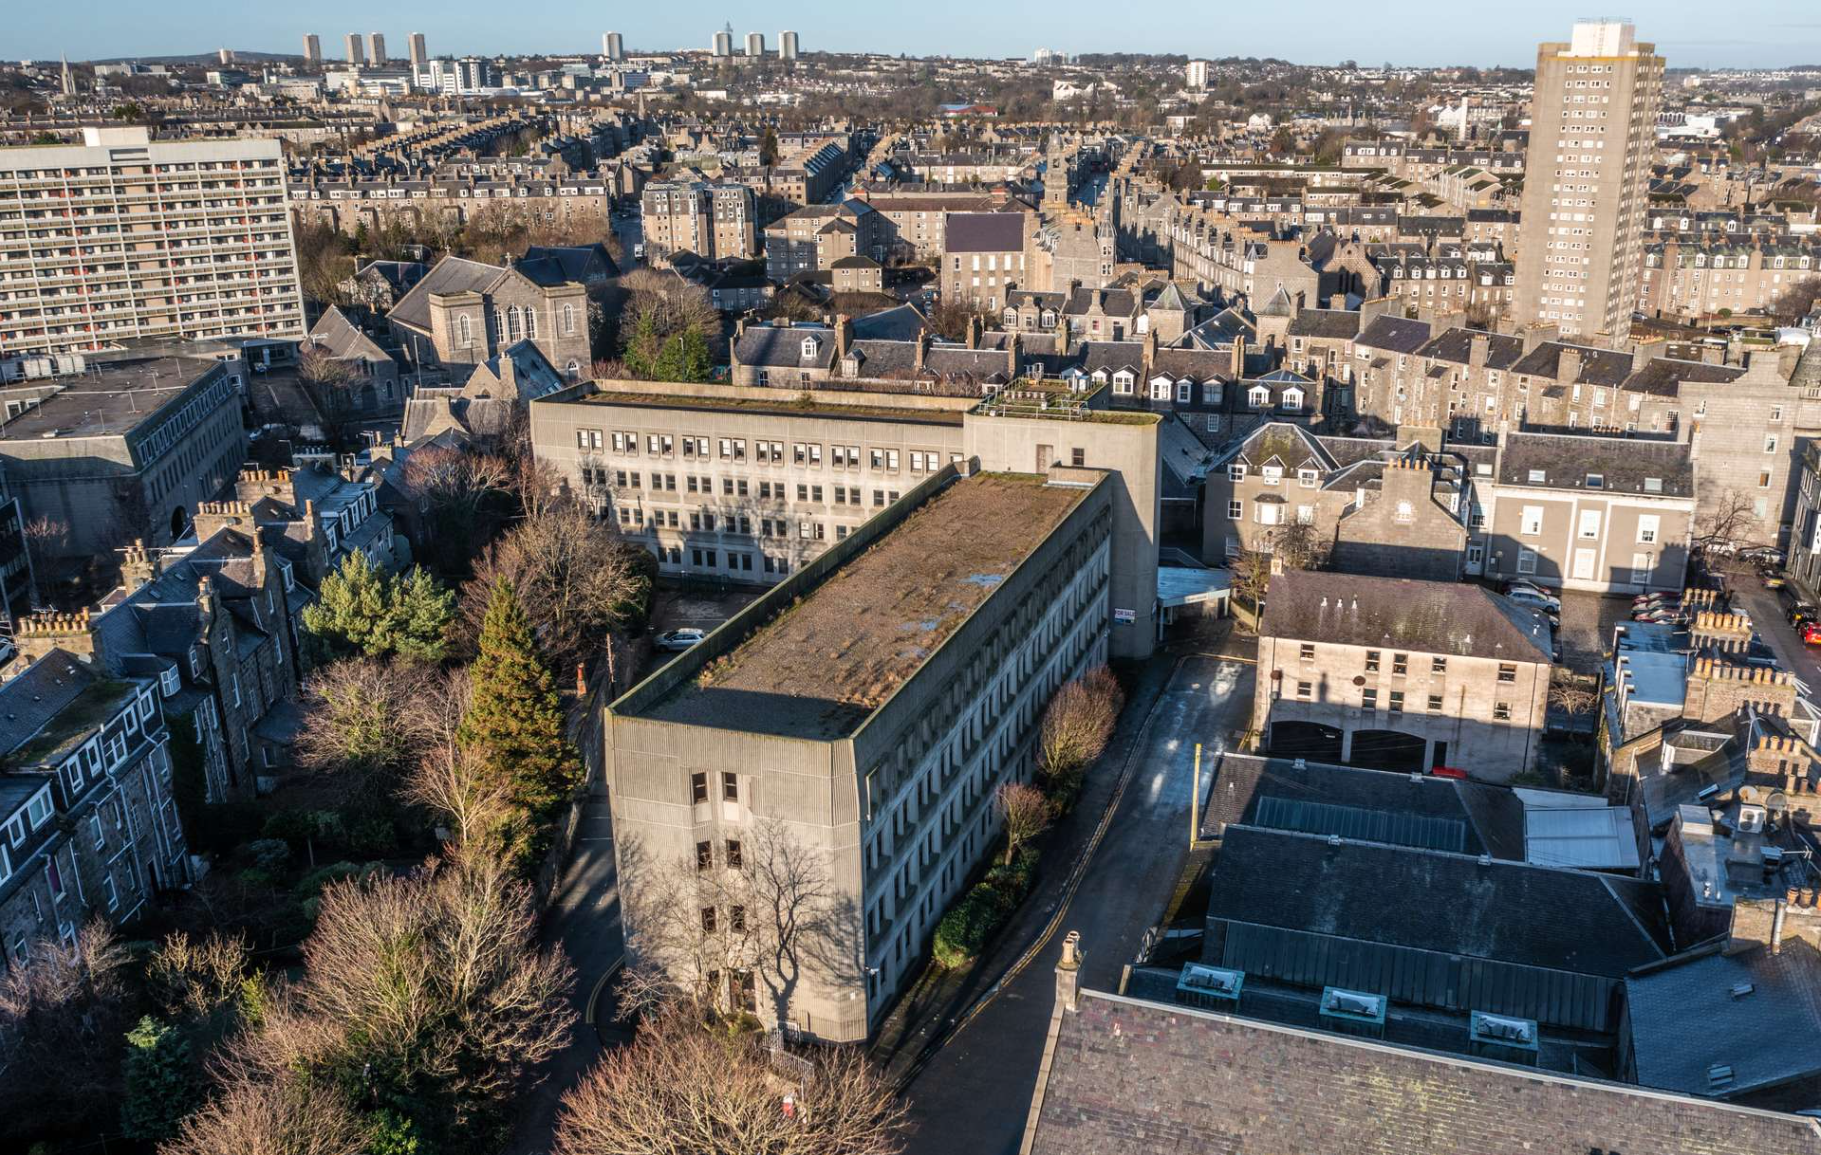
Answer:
[457,579,579,852]
[120,1015,197,1142]
[653,327,712,383]
[301,550,389,664]
[389,566,455,662]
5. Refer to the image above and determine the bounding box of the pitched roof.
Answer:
[385,255,504,335]
[1627,940,1821,1099]
[1258,283,1295,317]
[1023,988,1821,1155]
[1260,571,1553,662]
[1498,432,1695,498]
[1209,825,1671,977]
[0,649,100,757]
[733,325,839,370]
[943,211,1026,253]
[307,306,394,364]
[1510,341,1635,387]
[1286,308,1360,340]
[1356,314,1434,355]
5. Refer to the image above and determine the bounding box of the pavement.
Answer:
[880,653,1256,1155]
[502,775,626,1155]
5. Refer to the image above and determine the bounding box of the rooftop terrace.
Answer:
[644,472,1087,739]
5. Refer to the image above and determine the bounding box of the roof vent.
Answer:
[1729,982,1755,1000]
[1697,783,1721,802]
[1478,853,1493,867]
[1708,1064,1735,1088]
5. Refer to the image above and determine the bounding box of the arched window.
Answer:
[507,306,522,342]
[525,308,537,339]
[566,359,581,380]
[562,303,575,334]
[457,314,472,346]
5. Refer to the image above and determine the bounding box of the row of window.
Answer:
[1307,683,1512,721]
[581,428,953,474]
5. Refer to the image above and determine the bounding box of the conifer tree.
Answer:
[301,550,389,664]
[457,578,579,850]
[390,566,455,662]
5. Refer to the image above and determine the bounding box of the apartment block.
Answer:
[0,649,185,972]
[1256,571,1553,779]
[605,469,1114,1039]
[942,212,1030,310]
[0,127,306,357]
[1511,21,1664,339]
[640,180,759,262]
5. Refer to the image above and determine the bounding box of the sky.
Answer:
[16,0,1821,70]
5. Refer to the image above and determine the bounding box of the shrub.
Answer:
[932,847,1041,969]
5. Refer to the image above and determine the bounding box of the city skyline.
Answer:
[17,0,1821,68]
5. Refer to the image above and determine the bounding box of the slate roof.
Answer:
[849,303,928,342]
[1624,356,1744,397]
[1260,571,1553,662]
[1208,825,1671,977]
[1149,348,1231,384]
[0,649,99,756]
[1285,308,1360,340]
[1022,988,1821,1155]
[521,242,618,281]
[733,325,839,370]
[307,306,395,364]
[1627,940,1821,1099]
[944,211,1026,253]
[1356,313,1433,355]
[1498,432,1695,498]
[386,255,504,335]
[1511,341,1634,387]
[1418,327,1524,370]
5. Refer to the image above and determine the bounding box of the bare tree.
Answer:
[1270,519,1330,573]
[1228,548,1273,609]
[222,853,574,1139]
[160,1076,372,1155]
[23,514,66,578]
[1770,275,1821,324]
[297,342,360,437]
[995,783,1051,865]
[294,656,447,781]
[147,930,252,1021]
[1037,666,1125,789]
[620,267,719,338]
[0,921,133,1142]
[402,447,517,572]
[459,504,650,667]
[1694,490,1766,555]
[1549,672,1601,718]
[553,1006,907,1155]
[404,743,512,851]
[620,819,857,1030]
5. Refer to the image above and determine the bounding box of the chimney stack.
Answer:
[1055,930,1083,1013]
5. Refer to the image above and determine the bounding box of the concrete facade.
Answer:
[0,127,306,357]
[605,469,1114,1040]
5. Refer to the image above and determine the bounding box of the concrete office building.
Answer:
[603,32,624,61]
[0,350,247,556]
[780,31,800,61]
[0,127,306,357]
[712,30,733,57]
[1511,21,1664,340]
[531,377,1160,659]
[408,33,428,71]
[367,33,387,65]
[604,468,1115,1040]
[302,34,322,65]
[745,32,765,58]
[344,34,365,65]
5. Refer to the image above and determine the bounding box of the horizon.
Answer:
[18,1,1821,71]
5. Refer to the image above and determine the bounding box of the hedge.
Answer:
[932,847,1039,969]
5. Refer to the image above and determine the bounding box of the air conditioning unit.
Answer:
[1738,804,1767,834]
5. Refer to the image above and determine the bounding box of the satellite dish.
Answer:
[1766,791,1789,814]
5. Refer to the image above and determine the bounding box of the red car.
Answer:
[1429,765,1469,780]
[1801,623,1821,646]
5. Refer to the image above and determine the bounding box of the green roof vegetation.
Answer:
[9,680,135,768]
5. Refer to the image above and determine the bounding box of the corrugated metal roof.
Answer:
[1253,794,1469,854]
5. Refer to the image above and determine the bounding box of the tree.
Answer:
[294,657,446,781]
[297,343,360,440]
[213,856,574,1152]
[121,1015,198,1143]
[553,1007,907,1155]
[1037,666,1124,799]
[401,448,516,575]
[1694,490,1766,554]
[995,783,1051,865]
[459,504,651,668]
[0,921,133,1143]
[160,1076,372,1155]
[928,294,990,342]
[1270,519,1330,573]
[302,554,454,665]
[759,125,780,167]
[458,578,582,845]
[619,819,858,1028]
[1770,276,1821,324]
[1548,672,1600,718]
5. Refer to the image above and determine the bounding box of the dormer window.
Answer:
[800,336,820,360]
[1203,382,1222,405]
[1282,387,1304,410]
[160,667,180,697]
[1299,468,1318,488]
[1228,464,1248,482]
[1261,466,1283,486]
[1112,370,1134,393]
[1249,386,1271,408]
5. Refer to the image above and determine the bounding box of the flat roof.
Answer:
[0,355,219,442]
[644,472,1087,739]
[572,389,967,426]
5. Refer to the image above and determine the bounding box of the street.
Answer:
[897,656,1255,1155]
[1735,577,1821,692]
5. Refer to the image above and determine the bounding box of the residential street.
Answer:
[1736,579,1821,692]
[894,655,1255,1155]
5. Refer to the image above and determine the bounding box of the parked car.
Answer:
[654,628,706,652]
[1506,588,1562,618]
[1505,579,1561,607]
[1789,603,1820,628]
[1429,765,1469,780]
[1802,622,1821,646]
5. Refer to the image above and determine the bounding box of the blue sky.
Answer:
[18,1,1821,68]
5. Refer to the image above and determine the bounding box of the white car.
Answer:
[1504,583,1562,612]
[654,628,706,652]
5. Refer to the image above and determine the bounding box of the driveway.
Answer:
[898,656,1255,1155]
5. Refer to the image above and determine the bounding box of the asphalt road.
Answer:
[1736,579,1821,692]
[898,656,1255,1155]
